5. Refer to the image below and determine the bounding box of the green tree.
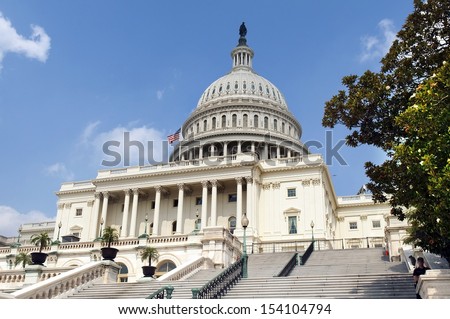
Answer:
[140,247,159,267]
[101,226,119,248]
[30,232,52,253]
[14,252,32,268]
[322,0,450,262]
[394,61,450,263]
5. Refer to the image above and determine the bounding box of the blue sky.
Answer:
[0,1,413,236]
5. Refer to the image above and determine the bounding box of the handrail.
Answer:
[146,285,174,299]
[299,241,314,265]
[191,257,243,299]
[275,253,298,277]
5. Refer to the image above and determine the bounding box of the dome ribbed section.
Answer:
[196,69,288,110]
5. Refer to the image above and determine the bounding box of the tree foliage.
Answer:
[101,226,119,248]
[140,246,159,266]
[14,252,32,268]
[322,0,450,261]
[396,61,450,262]
[30,232,52,253]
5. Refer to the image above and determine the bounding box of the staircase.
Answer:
[223,248,416,299]
[247,252,297,277]
[67,268,223,299]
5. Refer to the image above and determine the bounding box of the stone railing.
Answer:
[0,247,11,254]
[417,269,450,298]
[17,246,51,254]
[59,242,95,250]
[147,235,189,245]
[11,260,120,299]
[0,270,25,286]
[157,256,210,282]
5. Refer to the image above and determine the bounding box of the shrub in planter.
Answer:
[30,232,52,265]
[141,246,159,277]
[101,226,119,261]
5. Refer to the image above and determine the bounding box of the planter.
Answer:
[101,247,119,261]
[142,266,156,277]
[31,252,48,265]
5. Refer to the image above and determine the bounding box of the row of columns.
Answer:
[91,177,255,239]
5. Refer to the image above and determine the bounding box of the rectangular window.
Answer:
[288,216,297,234]
[195,197,202,205]
[349,222,358,230]
[372,220,381,228]
[287,188,296,198]
[75,208,83,217]
[228,194,237,202]
[173,199,178,207]
[151,201,155,209]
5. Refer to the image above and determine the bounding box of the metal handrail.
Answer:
[146,285,174,299]
[191,257,244,299]
[299,241,314,265]
[275,252,298,277]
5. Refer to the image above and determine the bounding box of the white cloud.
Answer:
[79,122,168,167]
[360,19,397,63]
[156,89,164,100]
[45,162,75,181]
[0,12,51,70]
[0,205,53,237]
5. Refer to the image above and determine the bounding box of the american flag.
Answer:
[167,128,181,144]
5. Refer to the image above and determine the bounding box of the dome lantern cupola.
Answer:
[231,22,254,70]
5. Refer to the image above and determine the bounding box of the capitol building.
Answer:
[1,25,423,296]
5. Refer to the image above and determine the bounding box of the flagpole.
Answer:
[178,125,182,161]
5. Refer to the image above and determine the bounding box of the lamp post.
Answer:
[310,220,315,242]
[99,217,104,238]
[54,221,62,244]
[144,214,148,235]
[195,209,200,231]
[241,213,249,278]
[16,225,22,246]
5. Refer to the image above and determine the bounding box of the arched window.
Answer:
[172,221,177,234]
[203,120,207,131]
[264,116,269,129]
[232,114,237,127]
[117,263,129,283]
[212,117,216,129]
[288,125,292,136]
[228,216,237,234]
[156,260,176,276]
[254,115,259,128]
[196,123,199,134]
[282,122,285,133]
[243,114,248,128]
[274,119,278,131]
[221,115,226,128]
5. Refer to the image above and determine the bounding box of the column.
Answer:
[210,180,218,226]
[120,189,131,237]
[251,142,255,153]
[176,184,185,234]
[201,181,209,230]
[100,191,110,227]
[129,188,139,237]
[287,149,291,158]
[91,192,101,239]
[152,186,162,236]
[246,177,253,228]
[236,177,243,229]
[223,142,228,157]
[199,146,203,159]
[264,143,268,159]
[277,145,281,158]
[237,141,242,154]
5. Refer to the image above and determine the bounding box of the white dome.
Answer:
[196,68,288,110]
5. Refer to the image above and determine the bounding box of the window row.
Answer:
[191,114,297,137]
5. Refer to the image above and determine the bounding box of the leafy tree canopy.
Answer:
[322,0,450,262]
